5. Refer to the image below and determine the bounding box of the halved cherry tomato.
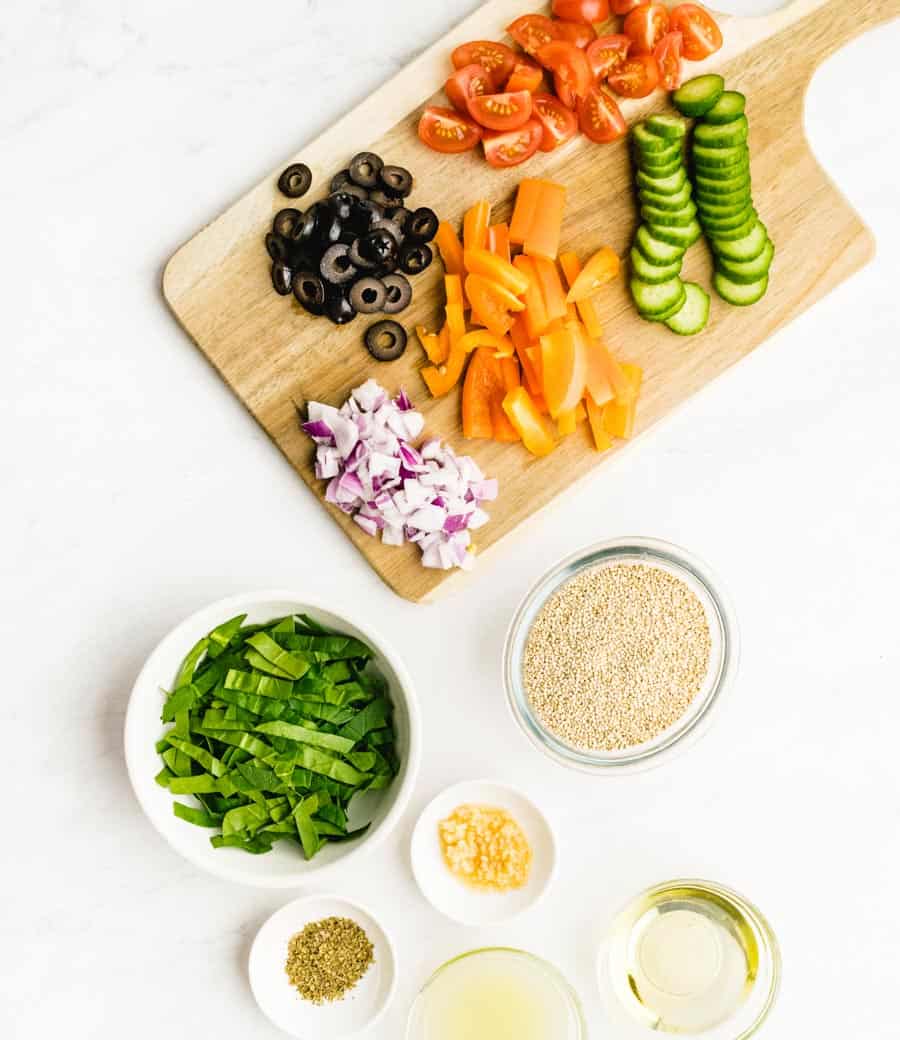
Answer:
[445,64,492,115]
[533,92,579,152]
[507,14,560,55]
[623,3,670,54]
[537,41,593,100]
[468,90,533,131]
[554,71,578,110]
[451,41,518,89]
[654,30,683,91]
[505,56,544,93]
[482,119,544,168]
[586,35,632,81]
[552,0,610,24]
[608,53,660,98]
[611,0,646,12]
[577,85,627,143]
[553,21,598,49]
[418,106,482,154]
[669,4,723,60]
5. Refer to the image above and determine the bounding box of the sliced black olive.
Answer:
[341,183,369,202]
[365,320,408,361]
[399,242,433,275]
[325,286,357,325]
[289,207,319,247]
[328,192,355,222]
[273,207,303,240]
[292,269,326,315]
[368,188,398,210]
[379,165,413,198]
[384,205,412,232]
[407,207,439,243]
[348,151,384,189]
[358,228,398,265]
[330,169,353,192]
[380,273,412,314]
[372,256,399,278]
[320,243,357,285]
[348,238,377,270]
[265,231,289,263]
[338,226,358,247]
[349,277,387,314]
[271,260,294,296]
[346,198,382,236]
[371,217,405,248]
[315,209,343,248]
[277,162,312,199]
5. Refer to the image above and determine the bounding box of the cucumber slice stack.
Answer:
[628,114,709,334]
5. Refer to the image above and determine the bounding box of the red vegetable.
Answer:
[551,0,610,23]
[482,119,544,168]
[536,40,593,100]
[468,90,533,131]
[669,4,723,60]
[608,53,660,98]
[653,31,684,91]
[505,56,544,93]
[611,0,646,12]
[586,34,632,81]
[552,20,598,49]
[623,2,670,54]
[445,64,492,114]
[533,92,579,151]
[451,40,518,89]
[418,106,482,154]
[507,14,560,54]
[577,85,627,142]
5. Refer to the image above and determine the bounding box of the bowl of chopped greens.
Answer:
[125,591,420,887]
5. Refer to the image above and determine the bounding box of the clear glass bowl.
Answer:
[406,947,585,1040]
[503,537,739,774]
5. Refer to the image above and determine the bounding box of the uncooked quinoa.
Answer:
[522,563,712,751]
[285,916,374,1004]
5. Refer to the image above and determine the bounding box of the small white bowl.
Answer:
[249,894,397,1039]
[124,590,421,888]
[410,779,556,926]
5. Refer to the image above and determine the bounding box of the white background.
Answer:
[3,1,899,1037]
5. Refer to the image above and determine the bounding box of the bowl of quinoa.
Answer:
[503,538,739,774]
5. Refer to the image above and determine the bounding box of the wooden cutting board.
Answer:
[163,0,897,602]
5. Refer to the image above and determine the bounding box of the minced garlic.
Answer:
[438,803,532,890]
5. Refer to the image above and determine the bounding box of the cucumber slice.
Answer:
[708,211,758,241]
[630,246,683,284]
[638,141,683,166]
[713,269,769,306]
[640,183,694,211]
[716,238,774,284]
[664,282,710,335]
[695,171,752,196]
[710,220,768,262]
[693,160,750,182]
[634,123,676,153]
[695,187,752,212]
[672,74,725,117]
[635,225,686,266]
[704,90,746,125]
[637,156,683,179]
[645,114,687,140]
[642,201,697,227]
[636,168,688,195]
[694,116,749,149]
[647,292,691,323]
[693,144,749,169]
[649,219,702,248]
[700,205,756,232]
[631,276,686,317]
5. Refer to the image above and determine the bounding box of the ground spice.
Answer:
[522,562,712,751]
[285,916,374,1004]
[438,804,532,890]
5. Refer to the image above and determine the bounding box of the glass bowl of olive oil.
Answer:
[407,947,585,1040]
[598,879,781,1039]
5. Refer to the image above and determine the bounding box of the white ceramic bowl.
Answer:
[124,590,421,887]
[410,779,556,926]
[249,894,397,1039]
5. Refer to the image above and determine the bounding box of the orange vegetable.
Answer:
[557,409,577,436]
[421,329,509,397]
[532,256,568,323]
[509,179,543,245]
[509,316,542,395]
[523,181,566,261]
[463,199,492,253]
[463,347,500,440]
[559,250,604,340]
[565,246,621,302]
[446,301,466,345]
[540,323,588,418]
[570,322,614,406]
[445,274,465,309]
[585,395,613,452]
[488,222,511,263]
[435,221,465,275]
[514,255,550,340]
[416,325,443,364]
[436,321,451,364]
[493,357,522,442]
[502,386,556,457]
[466,274,522,338]
[463,249,530,296]
[602,363,643,438]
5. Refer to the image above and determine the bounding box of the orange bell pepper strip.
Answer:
[488,222,511,263]
[463,199,492,253]
[436,321,451,364]
[540,323,588,418]
[532,257,568,323]
[524,181,566,262]
[445,274,465,309]
[416,325,443,364]
[435,221,465,276]
[493,357,522,442]
[509,179,543,246]
[421,329,509,397]
[559,250,604,340]
[502,386,556,457]
[565,246,620,302]
[463,250,530,297]
[462,347,500,440]
[602,363,643,439]
[466,274,521,338]
[509,316,541,396]
[570,321,614,406]
[557,409,577,436]
[513,255,549,340]
[446,301,466,345]
[585,395,613,452]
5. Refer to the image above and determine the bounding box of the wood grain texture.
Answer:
[163,0,898,602]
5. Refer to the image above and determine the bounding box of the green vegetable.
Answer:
[155,612,398,859]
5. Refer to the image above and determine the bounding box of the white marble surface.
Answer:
[3,1,899,1037]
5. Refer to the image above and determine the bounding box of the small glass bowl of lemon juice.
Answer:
[406,947,585,1040]
[598,879,781,1039]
